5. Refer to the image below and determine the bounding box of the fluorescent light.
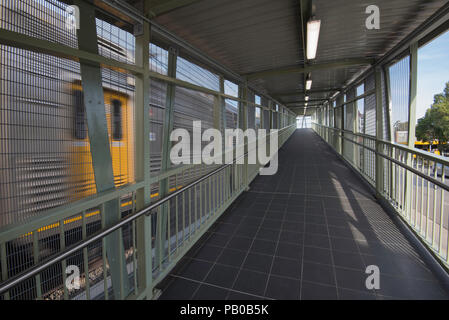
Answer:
[307,19,321,60]
[306,79,312,90]
[305,96,309,101]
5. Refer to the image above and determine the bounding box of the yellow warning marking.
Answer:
[19,186,183,238]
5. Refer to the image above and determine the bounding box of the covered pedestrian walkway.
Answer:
[158,129,449,300]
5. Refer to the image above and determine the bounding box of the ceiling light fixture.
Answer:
[305,96,309,101]
[306,18,321,60]
[306,79,312,90]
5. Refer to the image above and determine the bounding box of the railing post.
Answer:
[375,67,384,196]
[340,97,345,156]
[156,45,178,272]
[214,77,226,205]
[383,64,396,204]
[405,42,418,217]
[134,4,152,299]
[214,76,226,151]
[351,92,358,165]
[239,83,249,190]
[74,0,130,299]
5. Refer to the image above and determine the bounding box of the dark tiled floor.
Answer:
[158,129,449,300]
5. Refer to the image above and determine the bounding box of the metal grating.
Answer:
[0,0,78,48]
[389,55,410,145]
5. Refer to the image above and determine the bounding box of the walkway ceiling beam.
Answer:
[147,0,206,18]
[273,88,342,97]
[0,28,143,75]
[243,58,374,80]
[286,99,328,104]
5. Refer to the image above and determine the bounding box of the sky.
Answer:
[417,29,449,120]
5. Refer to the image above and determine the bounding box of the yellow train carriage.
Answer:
[70,81,134,201]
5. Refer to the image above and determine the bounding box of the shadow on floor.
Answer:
[157,129,449,300]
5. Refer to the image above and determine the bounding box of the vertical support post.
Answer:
[383,66,393,142]
[336,95,343,154]
[156,46,178,268]
[384,65,395,202]
[352,92,357,165]
[74,0,129,299]
[214,76,225,153]
[405,43,418,216]
[239,83,248,190]
[220,78,226,136]
[0,243,9,300]
[269,101,273,130]
[341,97,345,156]
[375,68,384,196]
[134,6,152,299]
[215,77,225,206]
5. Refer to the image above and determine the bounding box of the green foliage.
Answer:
[416,81,449,152]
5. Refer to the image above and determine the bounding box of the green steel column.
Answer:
[214,77,225,201]
[221,78,227,136]
[238,83,248,189]
[375,68,384,196]
[405,43,418,216]
[340,97,345,156]
[134,7,152,298]
[350,94,356,165]
[268,100,273,154]
[269,101,273,130]
[156,46,178,267]
[214,76,225,150]
[336,95,344,154]
[74,0,130,299]
[384,65,395,197]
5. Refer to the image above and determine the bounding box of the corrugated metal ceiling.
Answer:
[127,0,447,113]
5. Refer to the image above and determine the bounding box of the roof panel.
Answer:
[128,0,448,107]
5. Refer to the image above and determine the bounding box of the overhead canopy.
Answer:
[124,0,447,114]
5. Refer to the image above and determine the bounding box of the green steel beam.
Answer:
[147,0,205,18]
[286,98,328,104]
[375,68,384,196]
[156,46,178,268]
[0,28,142,75]
[75,0,130,299]
[272,88,342,97]
[408,43,418,149]
[134,3,153,299]
[239,83,249,189]
[405,43,418,217]
[384,65,393,142]
[243,58,374,80]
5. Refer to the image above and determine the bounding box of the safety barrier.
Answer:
[313,123,449,270]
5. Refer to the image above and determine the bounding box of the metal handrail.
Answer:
[313,123,449,192]
[0,156,238,295]
[314,122,449,167]
[0,124,295,295]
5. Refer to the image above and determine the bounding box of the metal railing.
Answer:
[313,123,449,269]
[0,125,296,300]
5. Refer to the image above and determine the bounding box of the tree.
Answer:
[416,81,449,153]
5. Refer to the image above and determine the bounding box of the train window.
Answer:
[112,99,123,140]
[73,90,86,140]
